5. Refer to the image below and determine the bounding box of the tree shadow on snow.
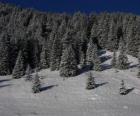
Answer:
[0,79,11,83]
[125,87,135,95]
[78,65,92,75]
[100,55,112,63]
[95,82,108,88]
[101,64,112,71]
[129,63,139,69]
[40,85,58,92]
[98,50,106,56]
[0,84,11,88]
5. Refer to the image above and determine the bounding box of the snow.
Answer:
[0,50,140,116]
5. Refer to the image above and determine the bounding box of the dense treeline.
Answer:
[0,3,140,75]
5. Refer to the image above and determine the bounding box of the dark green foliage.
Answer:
[86,72,96,90]
[117,42,129,70]
[60,44,78,77]
[12,51,25,79]
[0,3,140,76]
[93,44,101,71]
[32,70,41,93]
[86,38,94,67]
[50,35,62,71]
[0,33,11,75]
[40,43,49,69]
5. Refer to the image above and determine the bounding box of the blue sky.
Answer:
[0,0,140,14]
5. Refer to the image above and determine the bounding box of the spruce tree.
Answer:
[93,44,101,71]
[86,72,96,90]
[111,50,117,68]
[60,44,78,77]
[50,34,62,71]
[0,33,11,75]
[32,70,41,93]
[119,80,127,95]
[25,64,32,81]
[117,41,129,70]
[12,51,25,79]
[86,38,94,67]
[40,43,49,69]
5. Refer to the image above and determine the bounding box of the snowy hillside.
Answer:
[0,51,140,116]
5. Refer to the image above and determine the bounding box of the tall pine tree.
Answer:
[60,44,78,77]
[86,38,94,68]
[117,39,129,70]
[12,51,25,79]
[93,44,101,71]
[40,42,49,69]
[50,34,62,71]
[0,33,11,75]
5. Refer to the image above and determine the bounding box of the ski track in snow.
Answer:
[0,51,140,116]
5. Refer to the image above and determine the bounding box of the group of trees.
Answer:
[0,3,140,79]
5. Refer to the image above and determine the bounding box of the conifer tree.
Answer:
[32,70,41,93]
[86,38,94,68]
[111,50,117,68]
[12,51,25,79]
[60,44,78,77]
[40,43,49,69]
[50,34,62,71]
[93,44,101,71]
[86,72,96,90]
[25,64,32,81]
[119,80,127,95]
[0,33,11,75]
[117,40,129,70]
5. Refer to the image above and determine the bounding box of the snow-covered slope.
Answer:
[0,51,140,116]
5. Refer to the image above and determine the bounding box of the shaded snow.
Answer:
[0,51,140,116]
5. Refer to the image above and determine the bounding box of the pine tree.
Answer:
[86,72,96,90]
[25,64,32,81]
[117,41,129,70]
[111,50,117,68]
[60,44,78,77]
[0,33,11,75]
[40,43,49,69]
[12,51,25,79]
[32,70,41,93]
[50,34,62,71]
[86,38,94,68]
[119,80,127,95]
[93,44,101,71]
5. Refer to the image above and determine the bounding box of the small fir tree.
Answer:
[12,51,25,79]
[32,70,41,93]
[119,80,127,95]
[86,72,96,90]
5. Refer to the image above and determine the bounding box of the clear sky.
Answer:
[0,0,140,15]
